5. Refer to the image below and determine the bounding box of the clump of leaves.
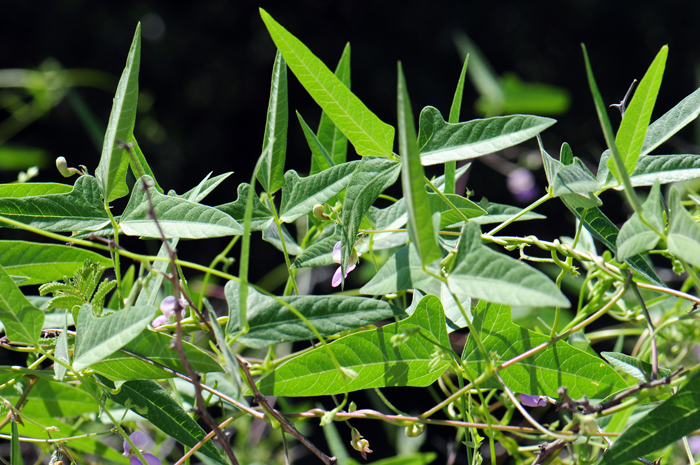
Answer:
[39,258,117,315]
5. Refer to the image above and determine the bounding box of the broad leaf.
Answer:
[340,157,401,272]
[257,50,288,194]
[551,158,602,208]
[261,221,302,255]
[0,183,71,197]
[616,182,664,261]
[667,187,700,268]
[398,63,441,265]
[642,85,700,156]
[260,9,394,157]
[0,240,111,286]
[448,222,569,308]
[0,175,109,232]
[313,42,351,173]
[612,46,667,178]
[216,183,274,231]
[225,280,398,348]
[600,351,672,382]
[73,303,156,371]
[257,294,450,396]
[360,244,438,296]
[598,371,700,465]
[121,176,243,238]
[0,264,43,345]
[95,24,141,202]
[291,226,340,268]
[0,379,98,418]
[279,160,360,223]
[411,287,471,333]
[417,106,555,165]
[99,377,226,464]
[462,301,627,398]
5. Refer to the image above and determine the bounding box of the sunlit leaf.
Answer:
[257,50,288,194]
[0,264,43,345]
[667,187,700,268]
[616,182,664,261]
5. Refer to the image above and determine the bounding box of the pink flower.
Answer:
[123,431,161,465]
[332,241,358,287]
[153,296,187,328]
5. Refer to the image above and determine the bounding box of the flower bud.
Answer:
[404,423,425,437]
[312,204,325,220]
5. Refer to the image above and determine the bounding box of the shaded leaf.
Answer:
[126,134,163,193]
[298,111,334,170]
[257,294,450,396]
[0,264,43,345]
[470,198,545,225]
[616,182,664,261]
[292,226,340,268]
[0,379,98,418]
[360,244,438,296]
[216,183,274,231]
[427,192,487,228]
[601,351,672,382]
[262,221,302,255]
[257,50,288,194]
[599,150,700,189]
[667,187,700,268]
[462,301,627,398]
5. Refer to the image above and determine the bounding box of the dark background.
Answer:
[2,1,699,462]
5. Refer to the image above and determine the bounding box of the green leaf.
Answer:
[444,54,470,194]
[0,379,98,418]
[262,221,302,255]
[257,50,288,194]
[279,160,360,223]
[121,176,243,239]
[463,301,627,398]
[600,150,700,189]
[54,315,69,381]
[642,85,700,155]
[417,106,555,166]
[205,301,246,406]
[0,240,112,286]
[126,133,163,193]
[257,294,450,396]
[616,182,664,261]
[0,264,43,345]
[398,63,441,265]
[297,111,335,169]
[292,226,341,268]
[99,376,226,464]
[597,371,700,465]
[427,193,487,228]
[0,175,109,232]
[340,157,401,272]
[95,24,141,202]
[260,9,394,157]
[600,351,672,382]
[313,42,351,174]
[216,183,274,231]
[10,420,21,465]
[612,46,668,178]
[448,222,569,307]
[551,158,602,208]
[177,172,232,203]
[411,287,471,333]
[360,244,438,296]
[667,187,700,268]
[72,303,156,371]
[470,199,545,225]
[89,329,223,380]
[0,182,72,197]
[224,280,398,348]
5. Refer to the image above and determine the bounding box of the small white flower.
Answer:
[332,241,358,287]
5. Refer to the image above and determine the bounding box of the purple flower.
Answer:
[123,431,161,465]
[507,167,538,203]
[153,296,187,328]
[518,394,548,407]
[332,241,358,287]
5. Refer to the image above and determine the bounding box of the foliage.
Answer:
[2,10,700,465]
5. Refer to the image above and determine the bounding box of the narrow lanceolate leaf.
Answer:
[613,46,668,178]
[224,280,397,348]
[313,42,351,174]
[361,244,439,295]
[257,294,450,396]
[667,187,700,268]
[0,264,43,345]
[598,371,700,465]
[121,176,243,238]
[216,183,274,231]
[298,111,335,169]
[257,50,288,194]
[73,303,156,371]
[0,175,109,232]
[126,133,163,193]
[616,182,664,261]
[340,157,401,271]
[178,172,232,204]
[599,150,700,189]
[54,316,69,381]
[0,241,111,286]
[463,302,627,398]
[99,377,226,465]
[642,85,700,156]
[448,222,569,308]
[398,63,441,265]
[10,420,21,465]
[89,330,223,381]
[417,106,555,166]
[600,352,672,382]
[260,9,394,157]
[444,53,470,194]
[279,160,360,223]
[95,24,141,202]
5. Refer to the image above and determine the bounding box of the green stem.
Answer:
[488,192,552,236]
[268,200,299,296]
[104,204,124,309]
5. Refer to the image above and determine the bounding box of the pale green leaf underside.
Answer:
[616,182,664,261]
[224,280,397,348]
[257,50,288,194]
[417,106,555,165]
[73,303,156,371]
[257,294,450,396]
[260,9,394,158]
[0,240,112,286]
[667,187,700,268]
[216,183,274,232]
[599,151,700,189]
[600,351,671,382]
[462,302,627,399]
[121,176,243,239]
[470,200,545,225]
[360,244,439,296]
[641,84,700,156]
